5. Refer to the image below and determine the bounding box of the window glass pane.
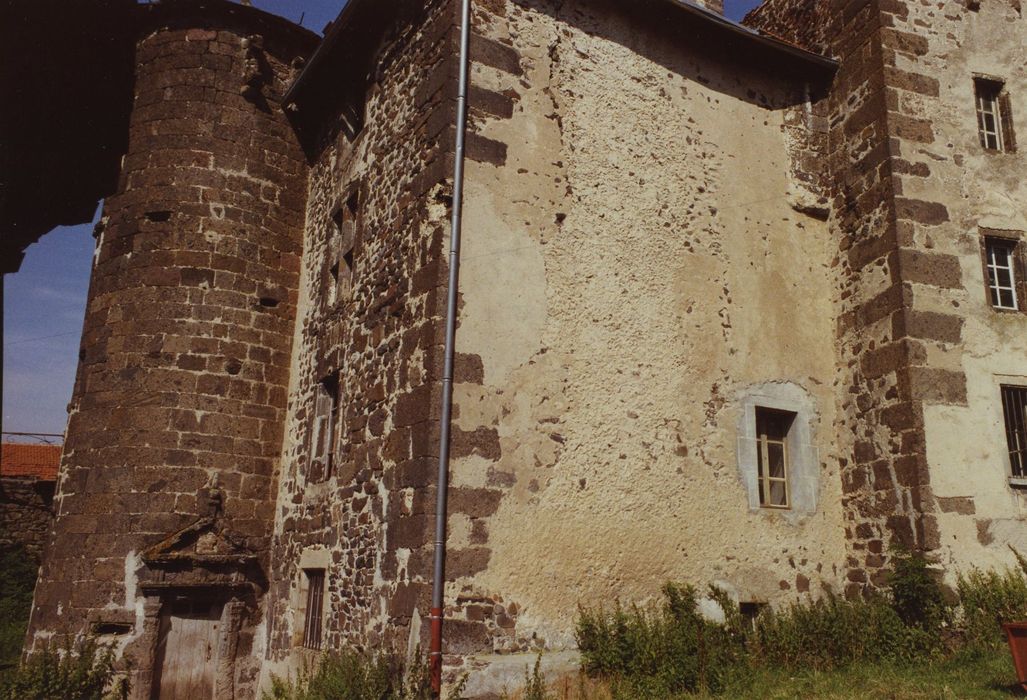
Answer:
[769,480,787,507]
[767,443,786,479]
[1000,288,1017,309]
[996,267,1013,288]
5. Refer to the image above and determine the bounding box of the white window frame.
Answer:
[976,79,1005,151]
[986,238,1019,310]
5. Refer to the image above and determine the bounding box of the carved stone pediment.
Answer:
[142,517,258,567]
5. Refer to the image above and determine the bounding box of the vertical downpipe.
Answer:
[430,0,472,694]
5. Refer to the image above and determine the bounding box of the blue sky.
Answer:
[1,0,762,441]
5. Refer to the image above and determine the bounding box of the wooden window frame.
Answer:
[325,190,360,311]
[755,407,795,510]
[301,569,325,651]
[309,373,340,483]
[980,230,1027,313]
[975,77,1017,153]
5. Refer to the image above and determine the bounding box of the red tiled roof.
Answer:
[1,443,62,481]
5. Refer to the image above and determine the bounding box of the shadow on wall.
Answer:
[518,0,829,111]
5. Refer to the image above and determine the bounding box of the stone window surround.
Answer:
[979,228,1027,313]
[995,373,1027,489]
[972,73,1017,154]
[291,547,332,650]
[735,382,819,519]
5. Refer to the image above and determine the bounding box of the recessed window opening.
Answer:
[310,373,340,481]
[976,78,1006,151]
[302,569,325,650]
[1002,385,1027,479]
[756,407,795,509]
[986,238,1019,310]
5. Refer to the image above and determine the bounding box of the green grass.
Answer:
[718,648,1024,699]
[527,648,1025,700]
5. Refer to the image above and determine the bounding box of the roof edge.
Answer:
[286,0,837,107]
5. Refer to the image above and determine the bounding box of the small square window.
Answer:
[755,407,795,509]
[984,237,1021,310]
[302,569,325,650]
[975,78,1015,152]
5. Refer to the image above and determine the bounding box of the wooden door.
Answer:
[152,598,223,700]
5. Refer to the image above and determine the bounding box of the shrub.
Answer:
[750,593,938,671]
[887,547,946,633]
[576,583,746,696]
[957,565,1027,647]
[263,648,465,700]
[0,637,127,700]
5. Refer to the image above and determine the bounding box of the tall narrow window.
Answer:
[1002,386,1027,480]
[310,373,340,481]
[756,408,795,509]
[976,78,1007,151]
[302,569,325,650]
[985,237,1020,310]
[326,192,359,309]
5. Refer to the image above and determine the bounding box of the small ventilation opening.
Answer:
[92,622,132,636]
[259,296,280,308]
[144,210,172,223]
[739,602,767,631]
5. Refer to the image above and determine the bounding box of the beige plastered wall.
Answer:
[447,0,848,654]
[896,1,1027,577]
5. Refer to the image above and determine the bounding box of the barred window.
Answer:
[756,408,795,509]
[302,569,325,650]
[1002,386,1027,479]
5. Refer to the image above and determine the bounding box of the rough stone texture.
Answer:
[25,4,316,699]
[22,0,1027,696]
[261,0,461,683]
[748,0,1027,595]
[0,478,56,561]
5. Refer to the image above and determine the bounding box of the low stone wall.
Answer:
[0,477,55,561]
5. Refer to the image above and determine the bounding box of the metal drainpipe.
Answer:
[430,0,471,694]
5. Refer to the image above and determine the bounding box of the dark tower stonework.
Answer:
[26,3,315,698]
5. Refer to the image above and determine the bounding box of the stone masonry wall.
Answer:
[747,0,1006,593]
[431,0,845,693]
[28,4,315,678]
[0,477,55,561]
[265,0,455,675]
[262,0,532,686]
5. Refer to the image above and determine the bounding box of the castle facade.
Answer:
[16,0,1027,697]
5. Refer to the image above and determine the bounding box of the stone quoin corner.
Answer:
[6,0,1027,697]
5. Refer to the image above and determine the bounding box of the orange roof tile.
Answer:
[1,443,62,481]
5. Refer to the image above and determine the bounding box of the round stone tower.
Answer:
[27,3,316,697]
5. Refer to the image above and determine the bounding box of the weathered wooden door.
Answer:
[152,598,223,699]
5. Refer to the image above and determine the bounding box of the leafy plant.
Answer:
[957,565,1027,647]
[576,583,746,696]
[0,637,127,700]
[750,593,938,671]
[263,647,465,700]
[887,547,947,633]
